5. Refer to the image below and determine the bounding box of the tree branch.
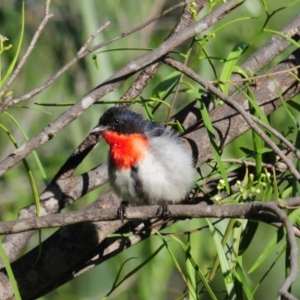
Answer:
[1,196,298,299]
[0,197,299,235]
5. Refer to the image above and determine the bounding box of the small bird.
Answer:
[91,106,194,217]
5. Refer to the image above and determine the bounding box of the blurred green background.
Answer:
[1,1,300,299]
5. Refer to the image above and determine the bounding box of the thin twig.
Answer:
[220,158,287,172]
[210,64,300,84]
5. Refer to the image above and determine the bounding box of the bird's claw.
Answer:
[117,201,128,222]
[156,201,169,217]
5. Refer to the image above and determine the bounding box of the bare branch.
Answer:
[0,197,299,235]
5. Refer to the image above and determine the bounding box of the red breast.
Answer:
[102,131,148,169]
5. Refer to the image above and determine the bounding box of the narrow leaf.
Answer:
[207,219,236,298]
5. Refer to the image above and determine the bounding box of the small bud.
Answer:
[0,34,8,41]
[213,195,221,202]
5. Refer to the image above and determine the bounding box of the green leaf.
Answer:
[233,66,250,79]
[247,209,298,275]
[250,243,286,298]
[4,112,48,187]
[152,71,181,99]
[219,42,247,95]
[234,261,253,300]
[287,99,300,112]
[281,186,292,199]
[208,219,235,281]
[238,220,259,255]
[104,245,164,298]
[246,83,264,178]
[0,240,21,300]
[198,99,230,193]
[1,1,25,86]
[207,219,236,298]
[171,234,217,300]
[0,122,42,215]
[264,29,300,49]
[185,235,197,300]
[231,220,242,271]
[248,227,284,274]
[140,98,155,121]
[272,79,297,126]
[236,84,269,125]
[155,231,193,298]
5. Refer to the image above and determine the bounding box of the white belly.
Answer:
[109,133,195,206]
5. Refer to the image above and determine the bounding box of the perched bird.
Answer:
[91,106,194,217]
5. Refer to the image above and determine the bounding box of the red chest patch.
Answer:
[102,131,148,169]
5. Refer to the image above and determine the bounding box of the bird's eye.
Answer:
[114,119,119,124]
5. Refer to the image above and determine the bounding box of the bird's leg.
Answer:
[117,201,128,222]
[156,200,169,217]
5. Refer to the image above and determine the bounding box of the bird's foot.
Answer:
[117,201,128,222]
[156,201,169,217]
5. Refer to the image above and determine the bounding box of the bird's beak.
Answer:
[90,125,108,134]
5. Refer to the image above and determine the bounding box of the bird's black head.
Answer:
[93,107,148,135]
